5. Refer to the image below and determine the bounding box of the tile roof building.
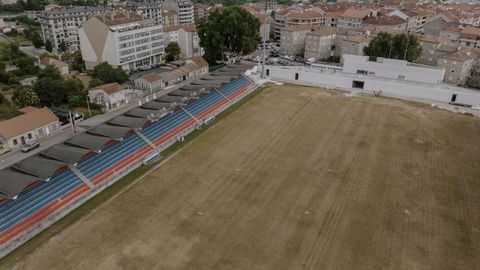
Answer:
[0,107,60,150]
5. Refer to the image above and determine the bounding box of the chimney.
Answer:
[110,11,114,20]
[467,51,472,56]
[126,11,130,18]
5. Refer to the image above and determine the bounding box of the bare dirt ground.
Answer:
[7,84,480,270]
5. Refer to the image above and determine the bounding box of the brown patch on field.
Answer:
[9,85,480,270]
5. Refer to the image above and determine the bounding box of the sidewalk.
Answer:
[0,80,195,170]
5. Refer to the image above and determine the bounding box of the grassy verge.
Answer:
[0,82,271,269]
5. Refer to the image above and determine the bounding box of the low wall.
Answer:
[265,65,480,107]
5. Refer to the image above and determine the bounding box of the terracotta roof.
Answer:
[190,56,208,68]
[307,27,345,37]
[441,49,478,62]
[92,83,124,94]
[164,23,196,32]
[178,63,197,73]
[284,24,320,32]
[363,15,406,26]
[39,57,68,68]
[460,26,480,39]
[285,11,322,19]
[342,35,369,43]
[0,107,58,139]
[18,106,39,114]
[418,34,442,44]
[162,10,177,16]
[194,3,209,9]
[340,8,372,19]
[141,72,161,82]
[94,12,146,26]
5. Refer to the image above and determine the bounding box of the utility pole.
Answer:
[261,0,268,79]
[86,96,91,117]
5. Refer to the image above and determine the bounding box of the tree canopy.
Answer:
[34,65,84,106]
[165,42,181,62]
[197,6,261,63]
[12,86,40,107]
[363,32,422,62]
[90,62,128,84]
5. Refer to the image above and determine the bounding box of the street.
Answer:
[0,80,194,170]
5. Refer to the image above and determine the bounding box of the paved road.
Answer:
[0,80,195,170]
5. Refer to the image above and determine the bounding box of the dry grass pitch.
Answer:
[6,84,480,270]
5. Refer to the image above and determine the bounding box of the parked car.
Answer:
[21,142,40,153]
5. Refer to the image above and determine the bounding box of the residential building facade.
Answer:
[162,10,179,27]
[0,107,60,150]
[164,23,202,59]
[125,0,162,23]
[79,11,164,71]
[88,83,127,111]
[38,6,110,53]
[163,0,194,25]
[437,49,477,85]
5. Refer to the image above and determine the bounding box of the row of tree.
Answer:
[363,32,422,63]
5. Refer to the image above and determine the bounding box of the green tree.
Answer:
[17,56,39,75]
[70,51,85,72]
[12,86,40,106]
[363,32,393,59]
[68,94,85,107]
[59,40,67,52]
[31,31,44,48]
[34,78,64,105]
[91,62,128,84]
[88,78,104,88]
[165,42,181,61]
[45,39,53,52]
[364,32,422,62]
[197,6,261,63]
[0,41,22,64]
[38,65,62,80]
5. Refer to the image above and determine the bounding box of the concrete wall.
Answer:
[342,54,445,84]
[265,65,480,107]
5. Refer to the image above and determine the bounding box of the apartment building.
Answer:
[388,8,433,33]
[79,11,164,71]
[163,0,194,25]
[304,28,338,61]
[458,26,480,48]
[125,0,162,23]
[437,49,477,85]
[38,6,110,52]
[274,10,323,40]
[164,23,202,59]
[336,35,369,57]
[280,25,318,56]
[337,8,372,28]
[162,10,179,27]
[194,3,210,21]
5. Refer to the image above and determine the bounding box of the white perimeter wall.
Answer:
[265,65,480,107]
[342,54,445,85]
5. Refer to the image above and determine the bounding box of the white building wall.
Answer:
[265,65,480,107]
[342,54,445,84]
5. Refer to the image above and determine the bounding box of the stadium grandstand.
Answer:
[0,62,257,258]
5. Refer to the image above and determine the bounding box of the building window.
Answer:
[28,133,32,139]
[13,139,18,145]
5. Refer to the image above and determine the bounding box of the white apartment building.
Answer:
[79,11,164,71]
[38,6,110,52]
[125,0,162,23]
[163,0,194,25]
[164,23,202,58]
